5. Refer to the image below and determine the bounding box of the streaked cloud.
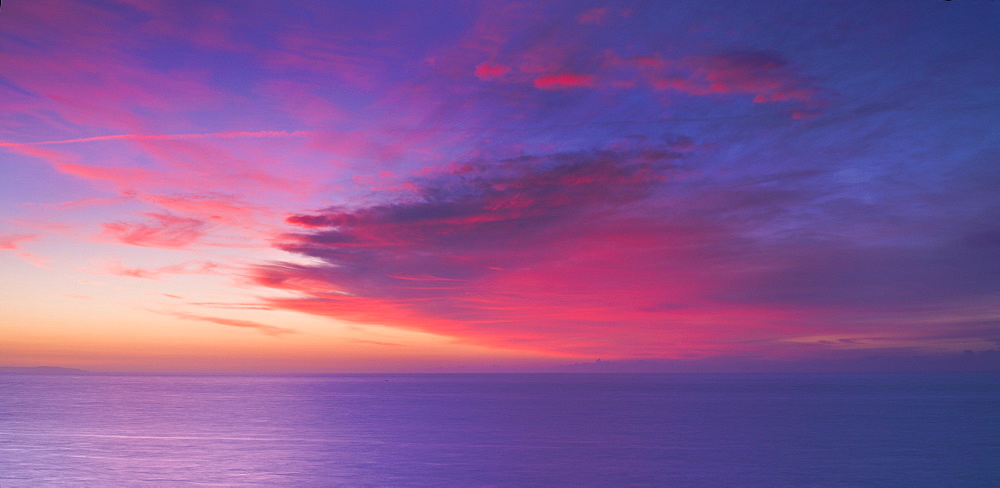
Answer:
[0,233,38,250]
[100,213,209,248]
[169,312,297,337]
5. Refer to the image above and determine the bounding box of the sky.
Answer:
[1,0,998,373]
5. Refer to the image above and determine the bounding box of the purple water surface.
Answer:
[1,373,997,486]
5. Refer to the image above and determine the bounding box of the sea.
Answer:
[1,372,997,487]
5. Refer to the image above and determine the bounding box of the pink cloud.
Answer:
[17,252,52,269]
[120,0,251,53]
[0,233,38,250]
[251,139,775,357]
[100,213,208,248]
[140,192,268,230]
[247,124,994,359]
[169,311,296,337]
[3,131,315,238]
[262,32,379,89]
[124,137,307,197]
[1,128,309,235]
[23,196,128,211]
[257,80,347,127]
[463,46,823,116]
[577,8,611,25]
[6,219,74,232]
[55,162,166,190]
[105,259,223,279]
[534,73,596,90]
[0,1,222,131]
[638,51,822,108]
[698,52,817,103]
[577,7,630,26]
[474,63,511,80]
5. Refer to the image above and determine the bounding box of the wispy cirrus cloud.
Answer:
[0,233,38,250]
[16,252,52,270]
[100,213,209,248]
[105,259,223,279]
[577,7,631,26]
[0,130,312,147]
[0,0,221,131]
[168,311,296,337]
[1,232,49,269]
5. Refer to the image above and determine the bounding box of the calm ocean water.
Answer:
[0,373,997,487]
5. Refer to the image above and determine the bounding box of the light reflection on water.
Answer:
[1,373,998,487]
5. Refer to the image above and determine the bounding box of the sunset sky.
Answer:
[1,0,998,373]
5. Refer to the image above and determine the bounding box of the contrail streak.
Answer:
[0,130,315,147]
